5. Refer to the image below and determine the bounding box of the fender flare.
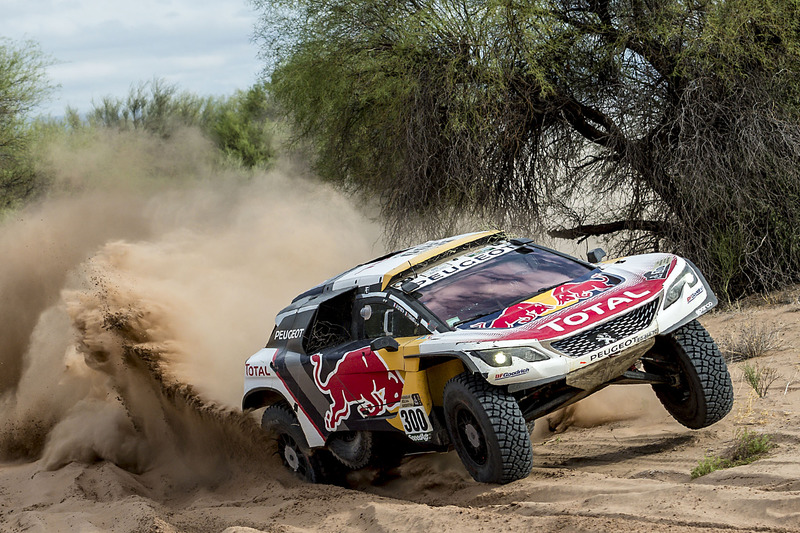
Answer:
[242,387,287,411]
[406,351,481,374]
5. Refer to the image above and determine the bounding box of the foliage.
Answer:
[86,79,275,169]
[87,78,219,137]
[255,0,800,298]
[691,429,775,478]
[0,39,54,211]
[742,362,781,398]
[211,84,275,168]
[719,320,784,362]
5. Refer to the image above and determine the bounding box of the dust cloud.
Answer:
[0,126,664,494]
[0,127,383,486]
[531,385,668,440]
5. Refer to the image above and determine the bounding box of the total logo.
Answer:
[537,289,652,332]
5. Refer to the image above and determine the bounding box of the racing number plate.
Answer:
[398,394,433,442]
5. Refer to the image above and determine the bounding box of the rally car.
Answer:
[243,231,733,484]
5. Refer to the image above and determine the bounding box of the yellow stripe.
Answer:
[380,230,501,289]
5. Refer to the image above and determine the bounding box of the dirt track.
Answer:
[0,151,798,532]
[2,303,799,533]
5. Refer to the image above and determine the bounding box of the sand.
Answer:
[1,135,798,531]
[2,297,799,533]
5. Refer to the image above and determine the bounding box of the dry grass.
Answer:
[742,362,782,398]
[718,319,784,363]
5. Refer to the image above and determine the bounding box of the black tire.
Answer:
[644,320,733,429]
[443,372,533,484]
[261,403,336,483]
[327,431,373,469]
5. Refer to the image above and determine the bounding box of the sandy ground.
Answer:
[1,298,798,533]
[0,143,797,531]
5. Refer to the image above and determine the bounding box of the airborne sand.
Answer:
[1,128,799,532]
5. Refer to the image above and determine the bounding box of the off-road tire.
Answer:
[261,403,337,483]
[645,320,733,429]
[328,431,373,469]
[443,372,533,483]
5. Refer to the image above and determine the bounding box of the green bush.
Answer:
[691,430,775,479]
[0,39,54,211]
[211,84,275,169]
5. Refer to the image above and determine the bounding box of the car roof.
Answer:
[287,230,502,308]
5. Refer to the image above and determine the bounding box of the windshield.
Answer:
[401,243,592,328]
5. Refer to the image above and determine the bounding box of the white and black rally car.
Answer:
[243,231,733,483]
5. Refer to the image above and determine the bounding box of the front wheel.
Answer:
[644,320,733,429]
[443,372,533,483]
[261,403,336,483]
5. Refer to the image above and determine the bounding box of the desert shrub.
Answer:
[719,321,784,362]
[211,84,275,169]
[691,429,775,479]
[742,363,781,398]
[86,79,275,169]
[87,78,219,137]
[0,39,54,211]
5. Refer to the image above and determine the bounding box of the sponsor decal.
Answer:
[400,393,424,408]
[686,286,704,303]
[491,301,555,328]
[274,328,304,341]
[402,244,516,289]
[408,432,432,442]
[537,290,652,333]
[643,257,673,281]
[550,273,614,305]
[310,347,404,432]
[695,301,715,316]
[588,329,657,361]
[245,364,271,377]
[493,368,530,380]
[476,272,624,329]
[396,235,461,258]
[644,264,670,280]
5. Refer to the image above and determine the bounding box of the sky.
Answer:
[2,0,264,117]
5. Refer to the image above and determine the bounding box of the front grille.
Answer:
[550,300,659,358]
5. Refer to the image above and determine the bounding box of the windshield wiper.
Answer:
[528,282,563,299]
[452,311,498,327]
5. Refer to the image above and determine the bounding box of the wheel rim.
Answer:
[278,434,307,476]
[455,406,488,466]
[644,355,691,404]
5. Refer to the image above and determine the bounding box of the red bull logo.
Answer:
[310,347,404,432]
[491,301,554,328]
[550,273,613,305]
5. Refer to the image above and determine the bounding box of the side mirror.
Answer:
[370,336,399,352]
[587,248,607,263]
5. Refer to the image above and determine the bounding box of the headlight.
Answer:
[663,264,697,309]
[472,346,549,367]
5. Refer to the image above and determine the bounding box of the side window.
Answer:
[357,300,427,340]
[303,290,356,354]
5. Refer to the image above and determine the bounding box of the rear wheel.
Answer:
[644,320,733,429]
[328,431,373,469]
[261,403,336,483]
[443,372,533,483]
